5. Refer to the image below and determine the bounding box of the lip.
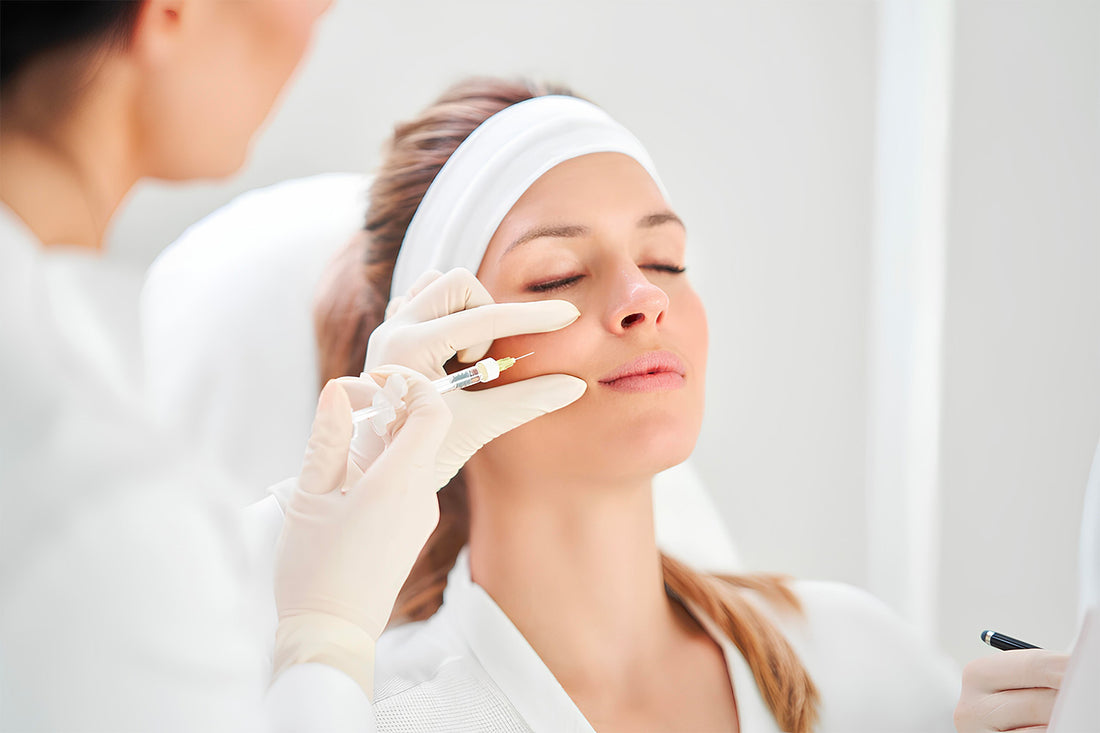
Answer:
[598,350,686,393]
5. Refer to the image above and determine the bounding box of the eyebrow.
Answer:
[638,211,686,230]
[504,224,590,254]
[503,210,686,256]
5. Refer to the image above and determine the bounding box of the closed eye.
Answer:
[528,275,584,293]
[642,264,686,274]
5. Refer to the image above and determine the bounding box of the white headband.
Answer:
[389,95,668,300]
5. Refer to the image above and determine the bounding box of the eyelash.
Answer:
[528,276,583,293]
[526,264,686,293]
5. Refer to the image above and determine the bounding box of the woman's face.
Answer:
[473,152,708,485]
[137,0,331,179]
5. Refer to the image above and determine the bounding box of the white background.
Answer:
[110,0,1100,667]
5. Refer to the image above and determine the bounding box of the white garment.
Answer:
[0,207,370,731]
[374,549,959,732]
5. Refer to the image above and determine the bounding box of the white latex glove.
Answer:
[362,267,587,487]
[954,649,1069,732]
[273,369,450,696]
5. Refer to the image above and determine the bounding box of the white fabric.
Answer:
[142,173,370,502]
[142,173,740,574]
[0,206,372,731]
[391,95,667,300]
[372,549,959,733]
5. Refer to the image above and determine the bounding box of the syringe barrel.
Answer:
[438,366,481,392]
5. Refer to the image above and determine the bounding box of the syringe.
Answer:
[352,352,533,433]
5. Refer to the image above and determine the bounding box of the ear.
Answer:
[129,0,188,65]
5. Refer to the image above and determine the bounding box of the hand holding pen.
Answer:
[954,629,1070,733]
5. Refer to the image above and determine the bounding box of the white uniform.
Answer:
[374,549,959,732]
[0,207,371,732]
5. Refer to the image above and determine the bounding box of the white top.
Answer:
[0,207,371,732]
[374,549,959,732]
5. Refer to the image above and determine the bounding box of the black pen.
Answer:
[980,629,1042,651]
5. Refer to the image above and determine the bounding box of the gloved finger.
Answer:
[406,269,445,300]
[298,380,355,495]
[454,299,580,363]
[352,373,452,495]
[396,299,580,366]
[451,373,587,440]
[384,270,444,321]
[394,372,452,452]
[965,651,1067,692]
[334,373,386,410]
[339,366,429,452]
[982,687,1058,732]
[386,268,495,326]
[383,294,408,322]
[339,364,436,401]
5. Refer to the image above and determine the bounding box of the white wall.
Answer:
[111,0,1099,667]
[936,0,1100,664]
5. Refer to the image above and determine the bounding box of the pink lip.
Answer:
[598,350,686,393]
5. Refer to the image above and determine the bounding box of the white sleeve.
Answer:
[0,221,377,731]
[0,471,377,732]
[267,664,373,732]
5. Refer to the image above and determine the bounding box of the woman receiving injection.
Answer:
[314,77,959,732]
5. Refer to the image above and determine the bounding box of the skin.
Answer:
[464,153,737,732]
[0,0,331,250]
[954,649,1069,733]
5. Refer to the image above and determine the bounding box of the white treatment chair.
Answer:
[141,173,739,575]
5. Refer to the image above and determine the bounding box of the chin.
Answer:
[625,421,699,473]
[479,395,702,484]
[576,405,701,481]
[151,144,250,182]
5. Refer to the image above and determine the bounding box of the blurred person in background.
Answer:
[0,2,581,729]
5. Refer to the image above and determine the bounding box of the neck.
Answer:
[465,461,685,697]
[0,59,139,251]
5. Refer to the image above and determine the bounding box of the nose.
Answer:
[606,268,670,333]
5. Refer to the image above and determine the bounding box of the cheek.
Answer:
[678,289,709,383]
[226,0,320,125]
[483,323,590,386]
[257,0,323,62]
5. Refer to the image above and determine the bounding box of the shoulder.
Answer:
[752,580,960,732]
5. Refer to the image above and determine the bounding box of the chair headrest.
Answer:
[142,173,371,494]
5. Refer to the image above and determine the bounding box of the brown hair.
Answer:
[314,77,819,732]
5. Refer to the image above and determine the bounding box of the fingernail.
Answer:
[546,300,581,323]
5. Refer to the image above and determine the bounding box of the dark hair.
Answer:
[313,76,821,732]
[1,1,143,88]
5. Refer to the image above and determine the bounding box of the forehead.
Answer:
[501,152,667,223]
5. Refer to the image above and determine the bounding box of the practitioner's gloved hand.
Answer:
[361,267,587,487]
[273,370,450,697]
[954,649,1069,732]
